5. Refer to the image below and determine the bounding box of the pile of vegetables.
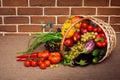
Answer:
[16,16,108,69]
[61,16,107,66]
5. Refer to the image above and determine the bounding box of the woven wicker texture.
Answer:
[60,16,116,62]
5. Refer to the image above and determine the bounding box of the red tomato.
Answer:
[31,60,37,67]
[44,60,51,67]
[97,27,103,33]
[38,52,43,58]
[64,38,73,47]
[24,60,31,67]
[38,60,43,66]
[93,27,98,32]
[39,63,46,69]
[80,28,88,34]
[48,52,61,64]
[38,50,50,59]
[81,22,88,29]
[72,32,81,42]
[87,25,93,32]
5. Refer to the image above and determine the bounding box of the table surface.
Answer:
[0,33,120,80]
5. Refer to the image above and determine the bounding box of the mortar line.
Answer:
[109,0,111,7]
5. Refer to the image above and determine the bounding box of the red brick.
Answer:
[84,0,109,6]
[57,16,68,24]
[45,8,69,15]
[0,33,3,36]
[0,17,2,24]
[31,16,55,24]
[0,8,16,15]
[57,0,82,6]
[94,17,108,23]
[98,8,120,15]
[71,8,96,15]
[0,25,16,32]
[0,0,1,6]
[111,25,120,32]
[18,25,43,32]
[111,0,120,6]
[4,17,29,24]
[3,0,28,6]
[110,17,120,24]
[18,8,43,15]
[30,0,55,6]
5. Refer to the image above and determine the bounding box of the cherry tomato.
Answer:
[43,50,50,59]
[39,62,46,69]
[38,52,43,58]
[44,60,51,67]
[31,60,37,67]
[97,27,103,33]
[81,22,88,29]
[24,60,31,67]
[38,60,43,66]
[38,50,50,59]
[93,27,98,32]
[80,28,88,34]
[87,25,93,32]
[48,52,61,64]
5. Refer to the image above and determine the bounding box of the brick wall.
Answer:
[0,0,120,36]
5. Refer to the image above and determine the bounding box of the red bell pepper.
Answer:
[95,33,107,47]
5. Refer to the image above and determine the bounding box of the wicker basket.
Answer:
[60,16,116,63]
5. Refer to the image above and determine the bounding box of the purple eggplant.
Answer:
[84,40,95,54]
[79,40,95,54]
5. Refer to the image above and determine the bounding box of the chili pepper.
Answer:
[17,58,27,61]
[95,33,107,48]
[16,52,38,61]
[16,52,38,58]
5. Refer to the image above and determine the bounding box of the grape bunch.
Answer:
[44,39,61,52]
[65,41,84,60]
[81,32,98,42]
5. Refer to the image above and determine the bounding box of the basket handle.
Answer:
[60,17,91,57]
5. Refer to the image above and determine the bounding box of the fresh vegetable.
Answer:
[18,32,62,54]
[64,38,73,47]
[87,25,93,32]
[92,57,100,63]
[71,16,81,23]
[72,32,81,42]
[95,33,107,47]
[97,27,103,33]
[81,22,88,29]
[48,52,61,64]
[72,54,93,66]
[31,60,38,67]
[44,60,51,67]
[84,40,95,54]
[44,39,61,52]
[16,52,38,61]
[38,50,50,59]
[80,28,88,34]
[92,48,100,56]
[24,60,31,67]
[39,62,46,69]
